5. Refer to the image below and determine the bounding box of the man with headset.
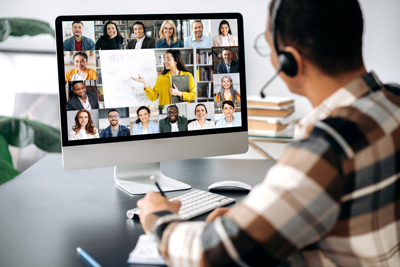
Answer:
[137,0,400,266]
[126,21,155,49]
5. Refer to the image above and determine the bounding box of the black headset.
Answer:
[260,0,298,98]
[270,0,298,77]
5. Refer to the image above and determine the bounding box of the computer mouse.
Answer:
[208,180,252,192]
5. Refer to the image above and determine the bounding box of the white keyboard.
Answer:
[126,189,236,220]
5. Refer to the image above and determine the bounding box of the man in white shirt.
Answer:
[184,20,212,48]
[126,21,155,49]
[159,105,188,133]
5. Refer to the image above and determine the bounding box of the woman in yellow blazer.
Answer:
[65,51,97,81]
[131,49,196,105]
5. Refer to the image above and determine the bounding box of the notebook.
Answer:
[127,234,166,265]
[171,75,189,104]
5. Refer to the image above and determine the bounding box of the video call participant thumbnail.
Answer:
[99,109,130,138]
[65,52,97,81]
[126,21,155,49]
[95,21,124,50]
[131,106,159,135]
[217,47,240,74]
[156,20,184,48]
[212,19,238,47]
[184,20,212,48]
[67,81,99,111]
[132,49,196,105]
[68,109,99,140]
[188,103,215,131]
[63,21,95,51]
[215,100,241,128]
[159,105,187,133]
[214,75,241,101]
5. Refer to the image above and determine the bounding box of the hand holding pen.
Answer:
[136,175,181,232]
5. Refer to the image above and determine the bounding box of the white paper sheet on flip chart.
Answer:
[99,49,158,108]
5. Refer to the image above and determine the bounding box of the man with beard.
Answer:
[63,21,95,51]
[99,109,130,138]
[66,81,99,111]
[159,105,188,133]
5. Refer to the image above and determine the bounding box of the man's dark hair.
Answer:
[71,80,85,91]
[72,21,83,27]
[73,51,88,60]
[167,105,178,111]
[133,21,146,33]
[108,109,119,115]
[269,0,364,76]
[222,100,234,109]
[222,47,232,53]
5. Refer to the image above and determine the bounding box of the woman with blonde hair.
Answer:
[156,20,184,48]
[68,109,99,140]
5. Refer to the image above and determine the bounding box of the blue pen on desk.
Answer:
[150,175,166,197]
[77,247,101,267]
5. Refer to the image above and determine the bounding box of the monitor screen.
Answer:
[55,13,248,194]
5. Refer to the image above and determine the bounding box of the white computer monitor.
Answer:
[56,13,248,194]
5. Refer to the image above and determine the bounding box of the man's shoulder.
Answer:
[63,36,73,43]
[119,124,129,130]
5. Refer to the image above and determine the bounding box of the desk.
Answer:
[0,155,275,267]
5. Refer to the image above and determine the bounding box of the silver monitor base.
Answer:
[114,162,191,195]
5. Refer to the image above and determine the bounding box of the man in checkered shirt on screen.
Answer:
[137,0,400,266]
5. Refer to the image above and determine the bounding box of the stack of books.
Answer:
[247,96,295,134]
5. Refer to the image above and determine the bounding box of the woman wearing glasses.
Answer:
[68,109,99,140]
[155,20,184,48]
[131,49,196,105]
[131,106,159,135]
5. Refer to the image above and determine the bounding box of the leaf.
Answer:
[0,117,61,153]
[0,18,54,42]
[0,134,20,185]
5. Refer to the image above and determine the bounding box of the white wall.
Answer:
[1,0,399,119]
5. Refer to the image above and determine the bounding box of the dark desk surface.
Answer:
[0,155,275,267]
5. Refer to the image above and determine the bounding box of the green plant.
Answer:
[0,18,54,41]
[0,18,57,185]
[0,117,61,185]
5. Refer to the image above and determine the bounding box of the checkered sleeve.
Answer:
[153,121,349,266]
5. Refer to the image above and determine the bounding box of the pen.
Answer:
[150,175,166,197]
[76,247,101,267]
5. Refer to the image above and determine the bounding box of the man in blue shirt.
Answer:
[216,100,241,128]
[63,21,95,51]
[100,109,130,138]
[184,20,212,48]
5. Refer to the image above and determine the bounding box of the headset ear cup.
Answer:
[279,52,298,77]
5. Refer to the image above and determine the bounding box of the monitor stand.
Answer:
[114,162,191,195]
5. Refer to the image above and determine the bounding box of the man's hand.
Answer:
[170,84,183,97]
[137,191,181,232]
[205,207,230,222]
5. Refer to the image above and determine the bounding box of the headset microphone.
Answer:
[259,69,281,98]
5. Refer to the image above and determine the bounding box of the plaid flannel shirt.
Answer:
[99,124,130,138]
[146,72,400,267]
